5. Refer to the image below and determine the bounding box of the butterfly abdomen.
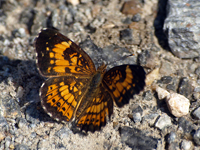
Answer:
[75,71,104,118]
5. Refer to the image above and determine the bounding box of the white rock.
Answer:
[166,93,190,117]
[67,0,79,5]
[155,114,172,130]
[181,140,193,150]
[155,86,170,100]
[145,68,160,86]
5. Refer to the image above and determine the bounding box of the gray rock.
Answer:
[155,114,172,130]
[167,131,176,143]
[132,13,141,22]
[120,126,160,150]
[193,107,200,120]
[15,144,29,150]
[167,142,179,150]
[120,28,141,45]
[143,90,153,101]
[54,127,72,140]
[178,117,196,134]
[131,105,143,123]
[178,77,192,98]
[181,140,193,150]
[193,128,200,146]
[163,0,200,58]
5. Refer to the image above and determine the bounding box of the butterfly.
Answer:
[35,28,146,132]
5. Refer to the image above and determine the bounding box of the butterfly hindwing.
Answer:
[40,76,90,122]
[35,28,96,77]
[76,85,113,132]
[103,65,146,107]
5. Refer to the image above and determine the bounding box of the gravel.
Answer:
[0,0,200,149]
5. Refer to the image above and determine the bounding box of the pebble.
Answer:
[143,90,153,101]
[160,76,173,84]
[16,118,28,129]
[193,128,200,146]
[15,144,29,150]
[119,28,135,45]
[167,131,176,143]
[143,113,159,126]
[155,114,172,130]
[178,77,192,97]
[192,107,200,120]
[4,136,11,149]
[67,0,79,5]
[132,113,142,123]
[166,93,190,117]
[54,127,72,140]
[121,0,142,15]
[181,140,193,150]
[178,117,196,135]
[145,68,160,86]
[132,13,141,22]
[167,142,179,150]
[131,105,143,123]
[155,86,170,100]
[120,126,159,149]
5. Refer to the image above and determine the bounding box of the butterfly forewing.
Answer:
[103,65,146,107]
[35,28,96,77]
[40,76,90,122]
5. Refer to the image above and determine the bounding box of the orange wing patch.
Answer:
[35,28,96,77]
[76,86,113,132]
[40,76,90,122]
[103,65,146,107]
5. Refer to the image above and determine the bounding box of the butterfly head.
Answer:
[97,62,107,74]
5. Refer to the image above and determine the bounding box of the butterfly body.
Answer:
[35,28,145,132]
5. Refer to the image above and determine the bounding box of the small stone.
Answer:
[155,86,170,100]
[167,132,176,143]
[16,86,24,99]
[143,113,159,126]
[167,142,179,150]
[121,1,142,15]
[132,113,142,123]
[155,114,172,130]
[178,117,195,134]
[181,140,193,150]
[160,76,173,84]
[193,128,200,146]
[0,132,5,142]
[132,13,141,22]
[5,136,11,149]
[166,93,190,117]
[120,126,159,149]
[192,107,200,120]
[16,118,28,129]
[122,17,132,24]
[143,90,153,101]
[178,77,192,97]
[67,0,79,5]
[145,68,160,86]
[159,61,176,75]
[15,144,29,150]
[119,28,134,45]
[54,127,72,140]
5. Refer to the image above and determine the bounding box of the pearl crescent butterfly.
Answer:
[35,28,146,132]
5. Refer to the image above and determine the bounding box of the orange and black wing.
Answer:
[103,65,145,107]
[35,28,96,77]
[76,85,113,132]
[40,76,90,122]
